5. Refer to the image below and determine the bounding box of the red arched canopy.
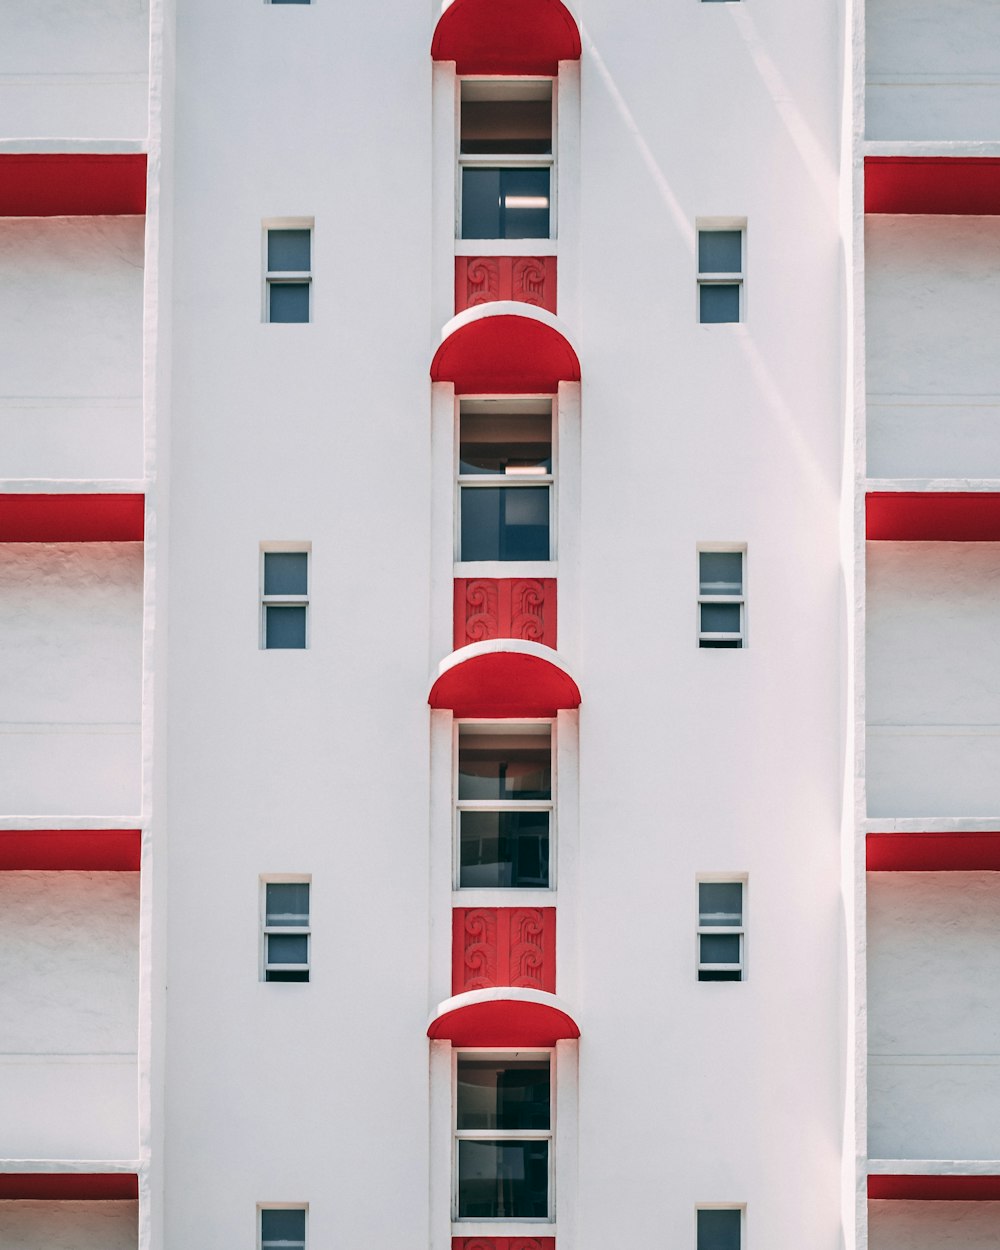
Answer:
[430,643,581,718]
[431,310,580,395]
[428,989,580,1046]
[431,0,581,75]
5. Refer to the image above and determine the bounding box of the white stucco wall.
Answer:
[867,542,1000,817]
[869,1201,1000,1250]
[0,0,149,140]
[0,217,144,481]
[866,0,1000,139]
[0,1201,137,1250]
[868,872,1000,1159]
[866,216,1000,479]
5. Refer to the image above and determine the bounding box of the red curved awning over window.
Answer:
[431,305,580,395]
[429,640,581,718]
[431,0,581,75]
[428,987,580,1046]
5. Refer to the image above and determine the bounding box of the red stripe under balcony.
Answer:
[867,832,1000,872]
[0,154,147,217]
[0,1173,139,1200]
[453,1240,555,1250]
[454,578,557,650]
[869,1174,1000,1201]
[431,0,580,75]
[0,830,141,871]
[866,492,1000,541]
[453,907,556,995]
[866,157,1000,216]
[0,494,144,542]
[456,257,557,315]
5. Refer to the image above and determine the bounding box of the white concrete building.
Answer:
[0,1,998,1248]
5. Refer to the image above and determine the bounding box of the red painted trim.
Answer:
[452,1239,556,1250]
[0,1173,139,1200]
[431,312,580,395]
[431,0,580,74]
[428,995,580,1046]
[865,157,1000,216]
[866,492,1000,541]
[868,832,1000,872]
[453,908,557,995]
[0,830,141,871]
[0,154,147,217]
[456,257,558,315]
[0,494,144,542]
[453,579,557,650]
[429,649,581,718]
[868,1174,1000,1201]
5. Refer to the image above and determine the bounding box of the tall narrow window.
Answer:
[457,723,553,888]
[460,81,553,240]
[697,1208,743,1250]
[261,550,309,649]
[459,399,553,562]
[697,881,744,982]
[260,1208,307,1250]
[262,881,310,982]
[455,1055,552,1220]
[698,549,744,648]
[265,226,312,322]
[697,227,743,323]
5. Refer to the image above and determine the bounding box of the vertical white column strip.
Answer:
[430,382,457,670]
[431,61,458,336]
[429,708,455,1007]
[555,708,580,1002]
[555,1037,580,1248]
[429,1038,454,1250]
[555,59,582,330]
[556,380,582,669]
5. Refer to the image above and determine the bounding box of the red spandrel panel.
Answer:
[866,492,1000,541]
[0,494,144,542]
[453,907,556,995]
[432,0,579,75]
[456,257,557,315]
[867,832,1000,872]
[0,1174,139,1200]
[869,1174,1000,1201]
[0,154,147,217]
[452,1240,556,1250]
[454,579,557,650]
[0,830,141,871]
[866,157,1000,215]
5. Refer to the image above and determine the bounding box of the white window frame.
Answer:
[454,719,556,893]
[260,876,311,983]
[452,1048,555,1227]
[258,1205,308,1250]
[260,543,311,650]
[696,218,745,323]
[697,544,746,648]
[455,395,558,571]
[696,1204,745,1250]
[456,77,557,243]
[696,877,746,982]
[262,218,313,323]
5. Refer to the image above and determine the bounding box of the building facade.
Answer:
[0,0,998,1248]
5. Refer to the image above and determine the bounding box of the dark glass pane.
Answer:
[699,551,742,596]
[460,810,550,888]
[457,1140,549,1219]
[458,730,551,801]
[267,229,311,272]
[457,1059,550,1130]
[266,605,307,649]
[700,284,740,324]
[462,168,502,239]
[461,99,552,154]
[266,882,310,925]
[700,933,741,965]
[265,969,310,982]
[267,933,309,965]
[500,167,550,238]
[461,487,549,561]
[264,552,308,596]
[700,602,741,634]
[698,230,742,274]
[698,1208,742,1250]
[700,639,742,649]
[269,283,310,323]
[459,411,551,476]
[699,882,742,926]
[261,1209,306,1244]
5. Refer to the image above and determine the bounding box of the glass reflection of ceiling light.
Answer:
[505,465,548,476]
[504,196,549,209]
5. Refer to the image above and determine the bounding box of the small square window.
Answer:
[260,1208,306,1250]
[697,1208,743,1250]
[265,225,312,322]
[262,881,310,982]
[698,226,744,323]
[261,549,309,649]
[698,548,744,648]
[698,881,744,982]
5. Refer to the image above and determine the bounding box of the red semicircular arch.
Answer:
[431,0,581,75]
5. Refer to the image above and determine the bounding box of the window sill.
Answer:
[455,561,557,578]
[455,239,558,257]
